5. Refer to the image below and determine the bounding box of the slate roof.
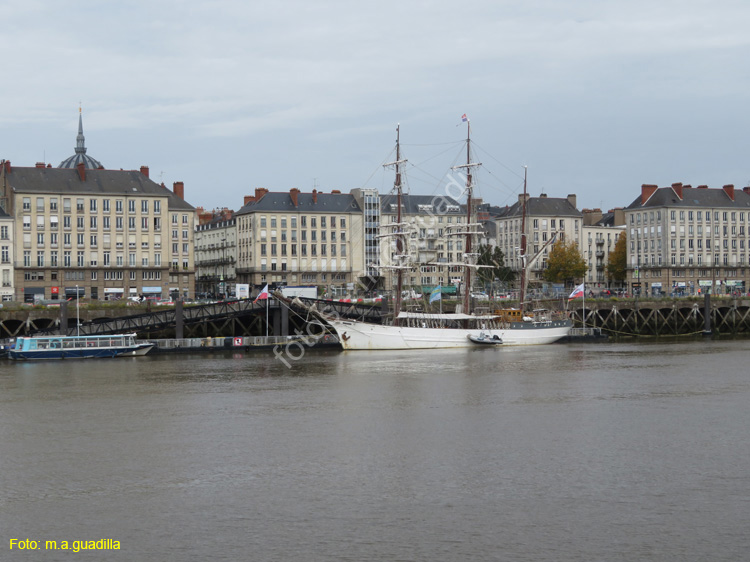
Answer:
[236,191,362,215]
[486,196,582,219]
[594,211,616,227]
[3,166,194,211]
[626,186,750,209]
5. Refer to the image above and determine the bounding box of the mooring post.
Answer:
[60,300,68,335]
[175,300,184,339]
[703,293,712,336]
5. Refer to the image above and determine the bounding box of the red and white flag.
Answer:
[254,284,269,303]
[568,283,585,300]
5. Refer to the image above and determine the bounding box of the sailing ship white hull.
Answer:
[330,318,572,350]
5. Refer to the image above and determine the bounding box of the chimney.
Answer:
[517,193,530,205]
[566,194,577,209]
[697,185,708,189]
[312,189,318,204]
[671,182,683,200]
[723,184,735,201]
[2,160,10,174]
[743,186,750,195]
[331,189,341,194]
[244,195,255,206]
[77,162,86,182]
[290,188,300,207]
[255,187,268,201]
[641,184,658,204]
[582,208,603,226]
[140,166,149,178]
[173,181,184,200]
[35,162,45,168]
[613,208,626,227]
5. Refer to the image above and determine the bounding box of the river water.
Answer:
[1,340,749,561]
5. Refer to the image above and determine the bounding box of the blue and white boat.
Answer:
[9,333,153,360]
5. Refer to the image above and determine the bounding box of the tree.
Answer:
[542,239,587,285]
[606,231,627,283]
[476,244,515,287]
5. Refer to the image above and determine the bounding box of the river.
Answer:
[1,340,749,561]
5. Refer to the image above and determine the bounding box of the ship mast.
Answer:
[519,166,528,314]
[383,125,408,326]
[451,120,481,316]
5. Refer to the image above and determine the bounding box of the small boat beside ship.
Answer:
[8,333,153,360]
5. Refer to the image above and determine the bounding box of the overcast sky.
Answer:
[2,0,749,214]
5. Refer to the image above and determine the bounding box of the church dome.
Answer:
[58,109,103,169]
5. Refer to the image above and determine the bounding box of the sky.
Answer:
[2,0,750,214]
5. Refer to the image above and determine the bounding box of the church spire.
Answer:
[58,105,103,169]
[75,105,87,155]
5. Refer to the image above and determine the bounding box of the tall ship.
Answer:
[288,122,572,350]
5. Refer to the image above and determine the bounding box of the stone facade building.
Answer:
[234,188,364,297]
[0,160,195,302]
[624,183,750,296]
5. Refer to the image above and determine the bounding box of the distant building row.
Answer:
[3,112,749,301]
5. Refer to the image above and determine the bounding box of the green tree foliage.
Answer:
[606,231,627,282]
[542,239,587,285]
[476,244,515,287]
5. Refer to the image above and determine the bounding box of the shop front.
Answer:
[24,287,45,303]
[142,286,164,299]
[104,288,125,301]
[725,280,745,295]
[64,287,85,300]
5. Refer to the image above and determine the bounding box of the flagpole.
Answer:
[266,296,269,337]
[582,278,585,329]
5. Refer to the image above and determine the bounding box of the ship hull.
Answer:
[330,319,572,350]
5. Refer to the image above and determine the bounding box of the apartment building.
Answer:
[625,183,750,296]
[0,207,14,300]
[581,208,625,289]
[491,193,583,285]
[195,210,236,298]
[234,188,364,297]
[0,160,196,301]
[374,193,467,292]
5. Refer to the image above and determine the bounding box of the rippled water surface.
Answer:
[1,340,749,561]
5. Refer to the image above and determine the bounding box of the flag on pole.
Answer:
[429,285,442,304]
[568,283,585,300]
[254,284,269,303]
[461,113,468,122]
